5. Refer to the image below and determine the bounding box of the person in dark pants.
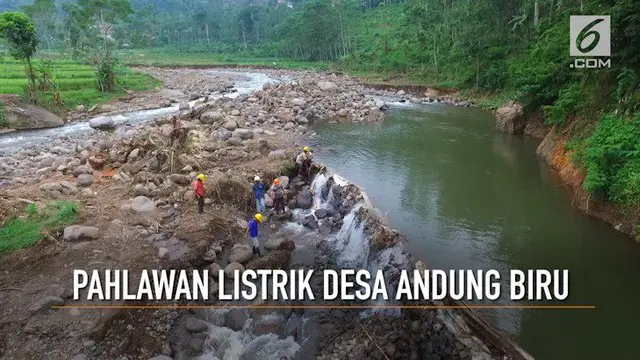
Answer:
[295,146,313,180]
[194,173,206,213]
[247,213,263,256]
[271,178,285,214]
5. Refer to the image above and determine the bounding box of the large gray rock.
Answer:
[73,165,93,177]
[228,244,254,264]
[179,101,190,111]
[291,98,307,108]
[63,225,100,242]
[1,95,64,130]
[495,102,525,135]
[225,308,248,331]
[76,174,94,187]
[296,189,313,209]
[232,128,254,140]
[201,110,224,124]
[222,119,239,131]
[225,262,245,277]
[185,318,208,333]
[216,129,233,141]
[131,196,155,214]
[89,116,116,130]
[317,81,338,92]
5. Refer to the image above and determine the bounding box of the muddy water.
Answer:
[310,103,640,360]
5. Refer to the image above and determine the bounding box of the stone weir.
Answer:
[161,166,534,360]
[305,170,535,360]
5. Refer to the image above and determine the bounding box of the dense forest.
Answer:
[1,0,640,213]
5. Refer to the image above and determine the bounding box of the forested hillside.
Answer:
[1,0,640,212]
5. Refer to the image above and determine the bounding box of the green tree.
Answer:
[0,11,39,101]
[21,0,57,49]
[75,0,134,92]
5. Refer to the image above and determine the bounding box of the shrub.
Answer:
[581,114,640,205]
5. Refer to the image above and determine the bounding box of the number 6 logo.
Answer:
[570,16,610,57]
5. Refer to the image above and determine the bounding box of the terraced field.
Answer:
[0,56,160,110]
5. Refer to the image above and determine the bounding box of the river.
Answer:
[310,102,640,360]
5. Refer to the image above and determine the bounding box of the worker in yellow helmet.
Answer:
[295,146,313,180]
[247,213,263,256]
[194,174,206,214]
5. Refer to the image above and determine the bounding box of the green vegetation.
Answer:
[0,56,159,111]
[118,48,330,70]
[0,99,6,128]
[0,11,39,101]
[0,200,78,252]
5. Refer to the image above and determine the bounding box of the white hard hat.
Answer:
[254,176,261,181]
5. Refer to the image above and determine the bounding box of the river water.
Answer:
[310,102,640,360]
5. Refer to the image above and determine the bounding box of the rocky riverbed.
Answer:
[0,68,522,360]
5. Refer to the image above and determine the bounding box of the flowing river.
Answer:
[309,102,640,360]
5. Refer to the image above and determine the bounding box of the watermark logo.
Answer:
[569,15,611,68]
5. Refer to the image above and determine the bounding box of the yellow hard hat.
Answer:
[303,146,311,152]
[254,213,263,222]
[197,174,206,181]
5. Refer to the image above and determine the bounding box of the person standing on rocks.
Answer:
[296,146,313,180]
[271,178,285,214]
[194,173,206,214]
[247,213,263,256]
[252,176,266,213]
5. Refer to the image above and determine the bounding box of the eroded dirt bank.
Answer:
[0,69,528,360]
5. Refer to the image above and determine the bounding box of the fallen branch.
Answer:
[0,287,25,292]
[357,319,390,360]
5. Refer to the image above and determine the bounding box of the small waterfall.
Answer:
[331,205,370,268]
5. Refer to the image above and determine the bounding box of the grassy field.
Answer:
[118,48,331,71]
[0,201,78,252]
[0,56,160,112]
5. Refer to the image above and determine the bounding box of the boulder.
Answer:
[229,244,254,264]
[291,98,307,108]
[209,263,222,276]
[88,155,107,170]
[76,174,94,187]
[216,129,233,141]
[233,128,254,140]
[296,189,313,209]
[227,138,242,146]
[225,262,245,277]
[245,250,292,271]
[315,208,328,219]
[283,122,295,130]
[317,81,338,92]
[179,101,190,111]
[168,174,190,186]
[73,165,93,177]
[0,95,64,129]
[185,318,208,333]
[89,116,116,130]
[128,148,140,162]
[264,238,284,251]
[63,225,100,242]
[200,110,224,124]
[225,308,248,331]
[222,119,239,131]
[131,196,155,214]
[495,102,525,135]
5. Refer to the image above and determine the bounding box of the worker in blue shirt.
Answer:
[246,213,263,256]
[252,176,266,213]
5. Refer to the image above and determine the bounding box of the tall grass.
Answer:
[0,201,79,252]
